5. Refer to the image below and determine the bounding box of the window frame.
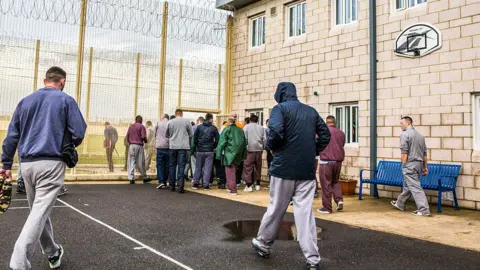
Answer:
[473,95,480,150]
[333,0,358,25]
[331,103,359,145]
[395,0,427,11]
[246,109,265,126]
[286,1,306,39]
[249,14,266,49]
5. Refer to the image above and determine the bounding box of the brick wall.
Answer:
[229,0,480,210]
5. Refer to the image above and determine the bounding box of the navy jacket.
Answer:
[268,82,331,180]
[1,88,87,170]
[192,120,219,153]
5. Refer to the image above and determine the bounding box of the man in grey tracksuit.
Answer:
[252,82,330,270]
[391,116,430,216]
[1,67,87,269]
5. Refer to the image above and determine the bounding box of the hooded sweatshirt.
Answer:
[268,82,331,180]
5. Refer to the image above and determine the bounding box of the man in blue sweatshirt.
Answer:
[0,66,87,270]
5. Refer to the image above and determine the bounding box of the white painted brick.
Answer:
[441,94,463,106]
[452,125,472,137]
[453,150,472,162]
[465,188,480,201]
[421,114,441,125]
[431,149,452,161]
[442,138,464,149]
[431,126,452,137]
[425,138,441,149]
[441,113,464,125]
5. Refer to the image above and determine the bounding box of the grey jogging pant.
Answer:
[396,161,430,215]
[10,160,64,270]
[256,176,320,265]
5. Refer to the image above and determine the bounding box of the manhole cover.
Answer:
[223,220,322,242]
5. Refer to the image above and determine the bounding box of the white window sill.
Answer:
[247,45,266,55]
[283,34,307,47]
[390,2,427,19]
[330,21,359,35]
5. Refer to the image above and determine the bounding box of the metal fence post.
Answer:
[158,1,168,119]
[33,40,40,92]
[134,52,141,120]
[224,16,233,114]
[218,64,222,111]
[83,47,94,155]
[75,0,88,104]
[178,58,183,108]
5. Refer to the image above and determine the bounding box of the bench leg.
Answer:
[453,189,460,210]
[373,184,379,199]
[437,190,442,213]
[358,181,363,200]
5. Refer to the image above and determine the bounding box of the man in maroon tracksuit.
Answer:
[317,115,345,214]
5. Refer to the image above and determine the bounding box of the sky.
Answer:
[0,0,228,122]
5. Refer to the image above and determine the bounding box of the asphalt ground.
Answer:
[0,184,479,270]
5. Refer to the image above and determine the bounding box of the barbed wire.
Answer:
[0,0,230,47]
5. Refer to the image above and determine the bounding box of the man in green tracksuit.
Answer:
[216,118,247,195]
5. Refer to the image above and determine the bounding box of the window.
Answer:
[287,2,306,37]
[396,0,427,10]
[246,109,264,126]
[335,0,358,25]
[250,15,265,48]
[473,95,480,150]
[332,103,359,144]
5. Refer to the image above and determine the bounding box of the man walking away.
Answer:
[191,113,219,190]
[317,115,345,214]
[391,116,430,216]
[126,115,152,184]
[104,121,118,172]
[144,121,155,171]
[1,66,87,269]
[252,82,330,270]
[243,114,266,192]
[216,118,247,195]
[166,109,193,193]
[155,114,169,189]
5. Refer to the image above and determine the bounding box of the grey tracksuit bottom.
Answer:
[10,160,64,270]
[256,176,320,265]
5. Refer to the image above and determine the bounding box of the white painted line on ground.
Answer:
[134,247,146,250]
[9,206,69,210]
[56,199,193,270]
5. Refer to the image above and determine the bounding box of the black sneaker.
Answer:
[314,192,319,198]
[204,186,210,191]
[48,245,64,269]
[192,183,200,190]
[251,238,270,258]
[143,178,152,183]
[306,263,320,270]
[218,184,226,189]
[178,187,185,194]
[57,186,68,197]
[170,186,176,192]
[317,208,331,214]
[16,184,26,194]
[130,180,135,184]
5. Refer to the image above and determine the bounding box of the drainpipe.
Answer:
[369,0,378,197]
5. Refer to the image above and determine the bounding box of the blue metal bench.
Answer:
[359,161,461,213]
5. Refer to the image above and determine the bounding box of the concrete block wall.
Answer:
[229,0,480,209]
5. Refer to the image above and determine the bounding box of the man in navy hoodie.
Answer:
[1,67,87,269]
[252,82,330,270]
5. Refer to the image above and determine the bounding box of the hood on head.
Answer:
[274,82,298,103]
